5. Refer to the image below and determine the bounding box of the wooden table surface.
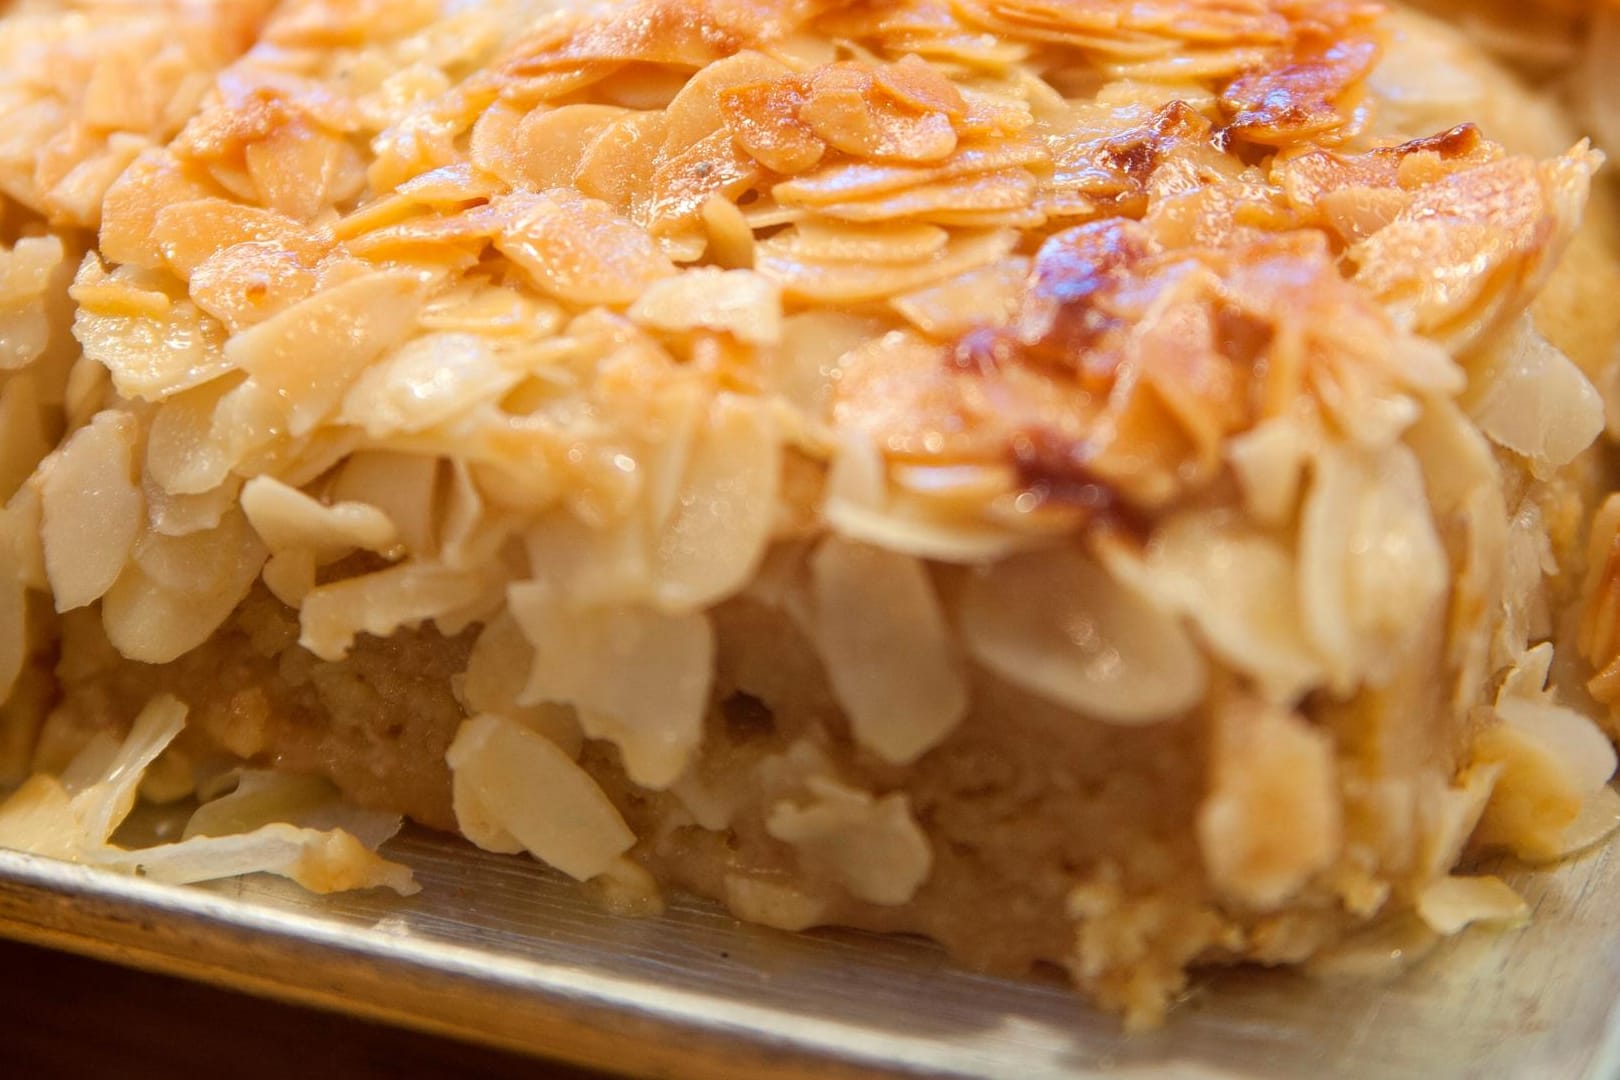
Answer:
[0,937,614,1079]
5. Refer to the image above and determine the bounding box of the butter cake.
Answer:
[1,0,1619,1027]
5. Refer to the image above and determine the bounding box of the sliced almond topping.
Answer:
[960,546,1207,724]
[810,536,967,765]
[766,776,932,906]
[225,268,426,437]
[40,410,143,612]
[493,189,675,306]
[240,475,399,558]
[653,394,781,611]
[510,583,712,790]
[446,713,635,881]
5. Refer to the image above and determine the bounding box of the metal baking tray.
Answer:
[0,824,1615,1079]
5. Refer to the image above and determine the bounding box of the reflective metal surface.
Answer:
[0,827,1615,1079]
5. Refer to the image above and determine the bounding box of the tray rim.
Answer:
[5,834,1620,1080]
[0,847,898,1080]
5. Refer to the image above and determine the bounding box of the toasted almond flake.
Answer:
[446,712,635,881]
[1466,319,1605,479]
[960,547,1208,724]
[0,233,65,302]
[1351,148,1598,350]
[0,307,49,382]
[262,549,317,607]
[756,226,1019,304]
[810,537,967,764]
[822,432,1031,562]
[574,110,668,210]
[197,379,278,476]
[240,475,399,558]
[189,240,322,333]
[299,562,496,661]
[1497,695,1618,798]
[657,228,709,263]
[770,142,1048,207]
[72,261,233,403]
[77,694,189,845]
[523,509,653,608]
[664,50,795,156]
[225,268,426,437]
[1403,394,1499,515]
[1581,496,1620,685]
[152,197,326,278]
[144,375,242,496]
[459,612,586,757]
[131,505,265,595]
[511,104,630,189]
[335,162,496,238]
[1,484,46,591]
[68,278,172,319]
[699,194,755,269]
[1561,786,1620,858]
[1414,876,1528,936]
[99,825,418,896]
[723,874,828,931]
[629,268,783,346]
[832,498,1035,563]
[815,168,1037,223]
[1306,912,1441,979]
[184,771,402,851]
[1100,513,1326,705]
[102,532,264,666]
[768,311,886,413]
[1408,397,1510,708]
[448,754,525,856]
[434,459,498,574]
[1298,442,1448,694]
[0,774,80,862]
[1475,645,1620,862]
[494,189,675,306]
[891,257,1028,338]
[800,66,959,165]
[1225,417,1313,528]
[98,152,220,269]
[469,98,527,182]
[766,776,932,906]
[892,463,1021,507]
[1416,764,1500,883]
[418,283,564,338]
[647,129,761,228]
[584,857,664,920]
[653,395,781,612]
[340,332,524,438]
[784,220,950,264]
[1500,499,1558,671]
[510,583,712,790]
[330,451,441,557]
[0,236,66,372]
[40,410,143,612]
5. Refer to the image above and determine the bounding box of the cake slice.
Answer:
[2,0,1619,1027]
